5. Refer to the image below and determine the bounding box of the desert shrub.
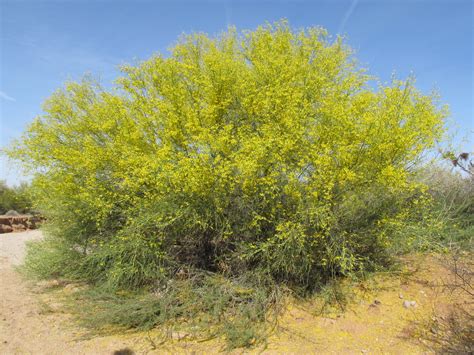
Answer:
[22,234,83,280]
[424,163,474,228]
[69,270,281,350]
[7,21,448,346]
[0,180,32,214]
[375,160,474,256]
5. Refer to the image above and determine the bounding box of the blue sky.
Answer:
[1,0,473,185]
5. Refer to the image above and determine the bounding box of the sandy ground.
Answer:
[0,230,471,354]
[0,230,43,267]
[0,231,144,355]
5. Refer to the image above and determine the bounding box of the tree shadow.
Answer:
[113,348,135,355]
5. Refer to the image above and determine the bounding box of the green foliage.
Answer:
[423,165,474,228]
[22,236,78,280]
[7,21,452,347]
[0,180,33,214]
[382,165,473,254]
[68,271,281,349]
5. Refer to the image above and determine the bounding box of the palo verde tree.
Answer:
[8,21,447,291]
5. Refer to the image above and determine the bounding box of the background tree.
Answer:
[0,181,32,214]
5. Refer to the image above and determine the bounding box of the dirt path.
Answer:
[0,231,143,355]
[0,231,470,354]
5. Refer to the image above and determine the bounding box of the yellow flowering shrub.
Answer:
[8,21,447,289]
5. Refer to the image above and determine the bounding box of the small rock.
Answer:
[63,284,83,294]
[399,293,404,299]
[36,279,61,288]
[0,224,13,234]
[170,331,189,340]
[12,223,27,231]
[369,299,382,309]
[5,210,20,216]
[403,300,417,309]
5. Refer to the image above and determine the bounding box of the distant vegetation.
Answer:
[6,21,472,348]
[0,181,32,215]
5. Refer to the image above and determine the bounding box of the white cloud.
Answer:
[338,0,359,35]
[0,91,16,102]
